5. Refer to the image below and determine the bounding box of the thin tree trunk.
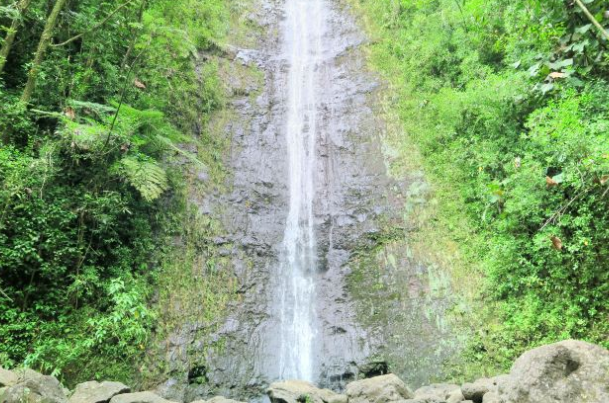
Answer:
[20,0,68,104]
[574,0,609,41]
[0,0,33,75]
[121,0,146,69]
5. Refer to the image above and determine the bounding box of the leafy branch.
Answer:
[51,0,138,47]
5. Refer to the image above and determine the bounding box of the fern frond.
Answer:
[120,156,168,201]
[154,134,204,166]
[59,120,107,150]
[67,100,116,115]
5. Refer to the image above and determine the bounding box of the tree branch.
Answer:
[573,0,609,41]
[102,45,147,150]
[52,0,137,47]
[0,286,13,302]
[539,190,586,232]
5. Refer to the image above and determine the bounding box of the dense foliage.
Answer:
[0,0,227,383]
[352,0,609,372]
[3,0,608,387]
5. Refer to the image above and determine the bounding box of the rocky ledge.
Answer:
[267,340,609,403]
[2,340,608,403]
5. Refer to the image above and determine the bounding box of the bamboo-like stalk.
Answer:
[573,0,609,41]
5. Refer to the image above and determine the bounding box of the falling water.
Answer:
[277,0,324,382]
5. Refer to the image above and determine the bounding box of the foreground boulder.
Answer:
[481,392,502,403]
[267,380,346,403]
[69,381,130,403]
[0,368,18,388]
[191,397,245,403]
[346,374,413,403]
[461,378,495,403]
[109,392,176,403]
[1,371,67,403]
[413,383,461,403]
[500,339,609,403]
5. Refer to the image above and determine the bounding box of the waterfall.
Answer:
[277,0,325,382]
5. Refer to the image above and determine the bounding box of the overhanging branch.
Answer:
[52,0,137,47]
[573,0,609,41]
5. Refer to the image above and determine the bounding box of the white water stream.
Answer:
[277,0,325,381]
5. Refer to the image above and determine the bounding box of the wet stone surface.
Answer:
[156,0,458,400]
[196,0,389,396]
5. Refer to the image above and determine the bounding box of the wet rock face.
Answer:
[310,1,392,392]
[160,0,395,399]
[158,0,449,398]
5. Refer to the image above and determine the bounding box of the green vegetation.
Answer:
[2,0,608,390]
[350,0,609,375]
[0,0,231,385]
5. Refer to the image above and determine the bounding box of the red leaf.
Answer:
[64,107,76,120]
[551,236,563,251]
